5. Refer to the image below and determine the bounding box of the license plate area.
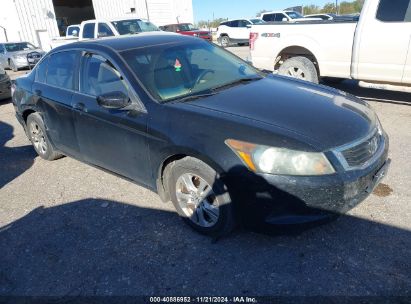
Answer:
[366,159,391,193]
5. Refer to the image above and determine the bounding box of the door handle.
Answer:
[73,102,85,111]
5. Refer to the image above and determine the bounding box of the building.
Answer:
[0,0,193,51]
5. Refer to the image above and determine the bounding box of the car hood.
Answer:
[187,76,376,150]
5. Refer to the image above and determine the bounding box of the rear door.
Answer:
[31,50,81,157]
[71,52,151,185]
[353,0,411,84]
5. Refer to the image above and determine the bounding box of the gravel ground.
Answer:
[0,50,410,297]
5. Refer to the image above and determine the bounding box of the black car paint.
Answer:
[13,33,389,225]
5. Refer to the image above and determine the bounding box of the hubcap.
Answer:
[29,121,47,155]
[176,173,219,228]
[287,67,306,80]
[221,37,229,46]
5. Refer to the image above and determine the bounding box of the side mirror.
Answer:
[97,91,131,109]
[246,24,252,28]
[98,32,107,38]
[282,17,288,22]
[72,30,78,37]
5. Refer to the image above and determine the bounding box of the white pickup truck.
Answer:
[50,17,159,49]
[250,0,411,92]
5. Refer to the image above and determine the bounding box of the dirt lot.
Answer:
[0,51,410,297]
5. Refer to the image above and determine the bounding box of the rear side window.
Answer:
[82,23,95,39]
[376,0,411,22]
[46,51,77,90]
[98,23,114,37]
[35,57,49,83]
[81,54,128,96]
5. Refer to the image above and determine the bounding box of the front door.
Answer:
[353,0,411,84]
[71,52,151,185]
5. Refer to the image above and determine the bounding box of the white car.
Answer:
[250,0,411,92]
[216,18,265,47]
[260,11,320,22]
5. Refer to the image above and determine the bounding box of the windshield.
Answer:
[5,42,36,52]
[111,19,159,35]
[178,23,197,31]
[287,12,304,19]
[250,19,265,24]
[121,40,261,102]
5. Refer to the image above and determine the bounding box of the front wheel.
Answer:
[220,35,230,48]
[278,56,319,83]
[164,157,236,236]
[27,113,62,161]
[9,59,18,72]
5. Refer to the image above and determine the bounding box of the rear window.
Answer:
[111,19,159,35]
[376,0,411,22]
[46,51,77,90]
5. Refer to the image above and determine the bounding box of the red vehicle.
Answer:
[160,23,211,41]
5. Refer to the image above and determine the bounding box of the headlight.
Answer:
[225,139,335,176]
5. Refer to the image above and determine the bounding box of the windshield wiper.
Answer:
[210,77,262,92]
[164,91,217,103]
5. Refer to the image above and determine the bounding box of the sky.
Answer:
[192,0,332,22]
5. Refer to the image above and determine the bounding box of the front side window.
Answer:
[376,0,411,22]
[81,54,128,97]
[111,19,159,35]
[5,42,36,52]
[98,23,115,37]
[238,20,250,27]
[250,19,265,24]
[46,51,77,90]
[122,40,260,102]
[35,57,49,83]
[82,23,95,39]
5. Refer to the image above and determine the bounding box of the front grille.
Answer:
[341,131,383,168]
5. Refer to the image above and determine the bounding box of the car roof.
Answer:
[55,32,197,53]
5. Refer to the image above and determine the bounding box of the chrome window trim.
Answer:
[332,126,385,171]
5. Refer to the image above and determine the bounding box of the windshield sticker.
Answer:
[174,59,182,72]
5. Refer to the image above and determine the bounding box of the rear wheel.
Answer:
[164,157,236,236]
[278,56,319,83]
[9,59,18,72]
[27,113,62,161]
[220,35,230,48]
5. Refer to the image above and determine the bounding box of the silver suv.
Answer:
[0,42,45,72]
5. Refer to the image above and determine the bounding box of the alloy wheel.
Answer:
[29,121,47,155]
[175,173,219,227]
[287,67,306,80]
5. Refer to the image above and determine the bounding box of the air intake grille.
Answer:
[341,132,382,167]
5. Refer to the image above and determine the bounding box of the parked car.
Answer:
[13,33,390,236]
[0,66,11,100]
[216,18,265,47]
[160,23,211,41]
[260,11,320,22]
[250,0,411,92]
[0,42,45,72]
[50,17,160,49]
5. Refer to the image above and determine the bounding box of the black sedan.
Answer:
[12,33,390,236]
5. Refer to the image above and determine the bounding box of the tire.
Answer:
[278,56,319,83]
[9,59,18,72]
[26,113,62,161]
[164,157,236,237]
[220,35,230,48]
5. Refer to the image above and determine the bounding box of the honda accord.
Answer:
[12,33,390,236]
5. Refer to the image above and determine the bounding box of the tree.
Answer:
[303,5,321,15]
[256,10,269,17]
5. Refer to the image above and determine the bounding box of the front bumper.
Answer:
[226,136,390,226]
